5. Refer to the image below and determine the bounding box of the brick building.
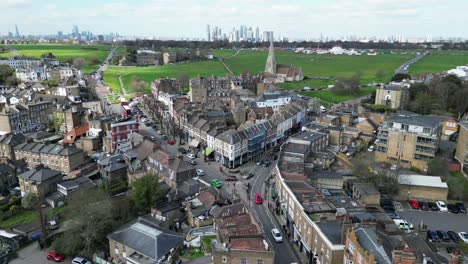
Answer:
[375,112,442,171]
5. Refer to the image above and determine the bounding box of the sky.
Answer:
[1,0,466,39]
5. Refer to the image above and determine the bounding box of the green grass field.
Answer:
[213,49,237,58]
[300,87,376,107]
[2,44,112,74]
[223,50,414,85]
[103,60,227,94]
[409,51,468,76]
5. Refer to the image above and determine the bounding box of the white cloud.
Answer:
[3,0,32,8]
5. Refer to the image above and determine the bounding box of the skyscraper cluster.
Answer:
[206,24,272,42]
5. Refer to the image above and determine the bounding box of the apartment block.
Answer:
[455,121,468,171]
[375,112,442,171]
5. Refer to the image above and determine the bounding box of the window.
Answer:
[257,260,263,264]
[423,127,431,134]
[240,258,247,264]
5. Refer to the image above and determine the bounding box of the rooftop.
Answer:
[316,222,343,245]
[398,174,448,188]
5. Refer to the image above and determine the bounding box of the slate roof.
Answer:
[178,179,200,197]
[216,129,243,145]
[355,228,392,264]
[386,111,443,128]
[14,142,82,156]
[316,222,343,245]
[107,217,183,262]
[18,167,62,183]
[0,133,26,147]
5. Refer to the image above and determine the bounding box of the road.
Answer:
[138,110,298,264]
[395,50,431,74]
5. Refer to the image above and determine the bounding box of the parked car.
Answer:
[455,202,466,214]
[255,193,263,204]
[47,220,58,230]
[188,159,197,165]
[256,160,262,166]
[196,169,205,176]
[446,247,460,254]
[178,147,187,154]
[408,199,419,209]
[72,257,91,264]
[427,230,440,242]
[428,202,439,211]
[225,176,237,181]
[436,230,450,242]
[447,231,462,242]
[211,179,222,188]
[187,153,196,159]
[150,136,157,142]
[459,232,468,244]
[243,173,254,180]
[394,219,413,230]
[47,251,65,262]
[271,228,283,243]
[447,204,459,214]
[418,201,429,211]
[367,145,375,152]
[436,201,448,212]
[262,160,271,167]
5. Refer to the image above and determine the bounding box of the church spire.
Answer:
[265,39,276,75]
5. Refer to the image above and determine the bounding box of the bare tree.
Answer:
[130,75,147,93]
[72,58,86,70]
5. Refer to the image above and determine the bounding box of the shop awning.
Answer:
[189,139,200,148]
[203,147,214,156]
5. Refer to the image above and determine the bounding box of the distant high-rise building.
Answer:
[14,24,20,38]
[262,31,274,42]
[255,27,260,42]
[207,24,211,42]
[235,30,239,42]
[58,31,63,39]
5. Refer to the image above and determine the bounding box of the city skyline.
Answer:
[1,0,467,40]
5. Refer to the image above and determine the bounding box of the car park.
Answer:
[427,230,440,242]
[255,193,263,204]
[271,228,283,242]
[47,251,65,262]
[211,179,222,188]
[196,169,205,176]
[455,202,466,214]
[436,230,450,242]
[459,232,468,244]
[436,201,448,212]
[408,199,419,209]
[447,231,461,242]
[225,176,237,181]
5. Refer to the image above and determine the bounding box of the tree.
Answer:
[375,69,386,82]
[409,83,429,101]
[391,73,411,82]
[130,75,147,93]
[0,65,15,85]
[52,189,120,258]
[408,92,435,115]
[129,173,166,213]
[352,153,374,179]
[427,157,449,177]
[72,58,86,70]
[176,73,189,91]
[21,192,39,209]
